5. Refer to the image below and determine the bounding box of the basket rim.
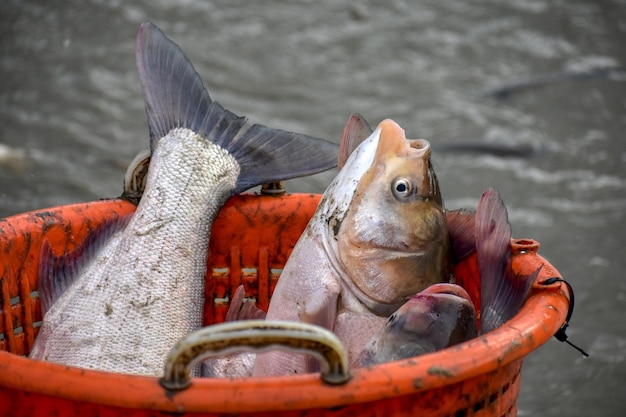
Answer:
[0,196,570,413]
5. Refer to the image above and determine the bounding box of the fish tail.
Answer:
[135,22,338,194]
[476,188,535,333]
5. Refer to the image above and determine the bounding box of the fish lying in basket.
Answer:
[0,23,581,417]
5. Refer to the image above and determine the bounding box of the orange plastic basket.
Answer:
[0,193,570,417]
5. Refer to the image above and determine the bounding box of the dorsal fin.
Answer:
[476,189,536,333]
[237,300,267,321]
[135,22,338,195]
[225,285,266,321]
[446,209,476,263]
[38,214,132,316]
[338,113,373,171]
[446,208,479,312]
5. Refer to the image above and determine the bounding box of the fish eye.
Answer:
[392,177,413,199]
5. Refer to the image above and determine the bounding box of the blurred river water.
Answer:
[1,1,625,415]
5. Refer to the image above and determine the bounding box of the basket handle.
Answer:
[160,320,351,390]
[122,149,150,203]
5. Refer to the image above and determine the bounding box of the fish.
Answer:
[433,141,539,158]
[354,283,477,367]
[353,189,538,367]
[253,114,451,377]
[484,66,626,100]
[29,22,338,376]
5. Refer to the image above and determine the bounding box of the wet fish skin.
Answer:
[355,283,477,367]
[30,22,338,376]
[254,116,450,377]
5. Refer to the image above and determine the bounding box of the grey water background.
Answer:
[0,0,624,415]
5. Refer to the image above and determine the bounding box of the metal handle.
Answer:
[160,320,351,390]
[122,149,151,203]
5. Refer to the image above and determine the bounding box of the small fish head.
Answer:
[382,283,477,353]
[337,119,451,314]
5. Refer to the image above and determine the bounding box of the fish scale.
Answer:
[31,130,239,375]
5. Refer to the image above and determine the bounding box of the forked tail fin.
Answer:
[476,188,537,333]
[135,22,338,195]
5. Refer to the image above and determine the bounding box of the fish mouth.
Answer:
[376,120,431,159]
[342,246,432,308]
[412,283,473,304]
[355,245,427,257]
[340,242,460,316]
[338,273,410,316]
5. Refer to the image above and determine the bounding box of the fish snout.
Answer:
[407,138,431,160]
[376,119,431,159]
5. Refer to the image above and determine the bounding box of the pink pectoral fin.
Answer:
[338,113,373,170]
[299,288,339,374]
[38,214,132,316]
[225,285,267,321]
[300,288,339,331]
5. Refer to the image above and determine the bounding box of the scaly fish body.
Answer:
[31,130,235,375]
[254,117,450,376]
[30,23,338,375]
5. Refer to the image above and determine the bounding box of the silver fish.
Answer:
[30,22,337,376]
[354,283,477,367]
[253,115,451,376]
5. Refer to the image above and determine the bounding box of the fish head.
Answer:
[391,283,477,346]
[361,283,477,365]
[335,119,451,315]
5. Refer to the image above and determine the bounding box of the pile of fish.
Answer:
[30,22,540,379]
